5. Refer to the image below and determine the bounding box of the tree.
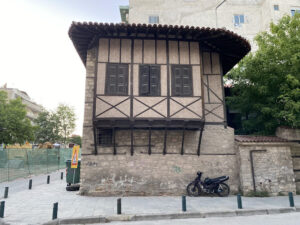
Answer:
[226,14,300,135]
[0,91,34,145]
[34,110,60,144]
[56,104,76,144]
[68,135,82,147]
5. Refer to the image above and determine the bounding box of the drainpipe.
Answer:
[249,150,267,192]
[215,0,227,28]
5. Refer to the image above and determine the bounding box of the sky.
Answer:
[0,0,129,135]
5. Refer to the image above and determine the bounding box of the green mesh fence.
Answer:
[0,148,81,183]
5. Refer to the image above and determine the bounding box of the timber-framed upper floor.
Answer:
[69,22,250,129]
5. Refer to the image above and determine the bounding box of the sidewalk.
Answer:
[0,172,299,225]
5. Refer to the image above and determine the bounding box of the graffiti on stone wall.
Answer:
[172,165,182,173]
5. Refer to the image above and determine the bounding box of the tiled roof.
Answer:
[68,22,251,74]
[235,135,288,143]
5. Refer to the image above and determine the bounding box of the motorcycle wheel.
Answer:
[187,182,199,197]
[217,183,230,197]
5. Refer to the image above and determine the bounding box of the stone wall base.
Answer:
[79,154,239,196]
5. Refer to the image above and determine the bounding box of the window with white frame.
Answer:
[234,14,244,27]
[149,16,159,24]
[291,8,300,16]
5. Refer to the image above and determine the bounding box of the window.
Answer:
[171,65,193,96]
[234,14,244,26]
[139,65,161,96]
[97,129,112,146]
[291,8,300,16]
[274,5,279,11]
[149,16,159,24]
[105,64,128,96]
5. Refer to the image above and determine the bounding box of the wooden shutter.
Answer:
[105,64,128,96]
[139,65,150,95]
[117,64,128,95]
[150,65,160,96]
[172,66,183,96]
[182,66,193,96]
[172,65,193,96]
[106,64,117,95]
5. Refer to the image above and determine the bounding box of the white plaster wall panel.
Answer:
[121,39,132,63]
[179,41,189,64]
[203,52,212,74]
[133,97,167,117]
[109,39,120,63]
[188,100,202,117]
[171,108,199,119]
[98,38,109,62]
[152,99,168,117]
[144,40,155,64]
[202,75,209,103]
[208,75,223,103]
[157,40,167,64]
[95,99,111,117]
[168,41,179,64]
[96,63,106,95]
[190,42,200,64]
[99,108,127,118]
[170,97,202,118]
[161,65,167,96]
[133,99,148,117]
[134,39,143,63]
[211,52,221,74]
[137,109,165,118]
[192,66,201,96]
[133,64,139,96]
[205,103,224,122]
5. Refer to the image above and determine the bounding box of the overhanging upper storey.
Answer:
[69,22,250,74]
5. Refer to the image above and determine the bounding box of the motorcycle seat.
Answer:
[205,176,229,184]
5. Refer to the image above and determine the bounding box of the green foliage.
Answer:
[34,104,76,144]
[56,104,76,144]
[34,111,60,144]
[68,135,82,147]
[0,91,34,145]
[226,14,300,134]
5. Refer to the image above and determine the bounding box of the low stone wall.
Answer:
[236,142,296,195]
[80,125,239,196]
[80,154,239,196]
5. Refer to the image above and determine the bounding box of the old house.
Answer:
[69,22,253,195]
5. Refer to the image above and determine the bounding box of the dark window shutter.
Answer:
[105,64,128,96]
[182,67,192,96]
[149,66,160,96]
[171,65,193,96]
[117,64,128,95]
[106,64,117,95]
[139,65,150,96]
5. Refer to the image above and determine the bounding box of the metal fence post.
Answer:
[289,192,295,207]
[29,179,32,190]
[117,198,121,215]
[47,175,50,184]
[182,195,187,212]
[237,194,242,209]
[61,172,63,180]
[52,202,58,220]
[4,187,8,199]
[25,149,31,175]
[7,148,9,182]
[46,149,49,174]
[0,201,4,218]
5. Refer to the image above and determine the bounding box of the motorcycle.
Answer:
[186,171,230,197]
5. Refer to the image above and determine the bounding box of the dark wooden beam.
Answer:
[181,126,185,155]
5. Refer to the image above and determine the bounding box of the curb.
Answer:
[41,207,298,224]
